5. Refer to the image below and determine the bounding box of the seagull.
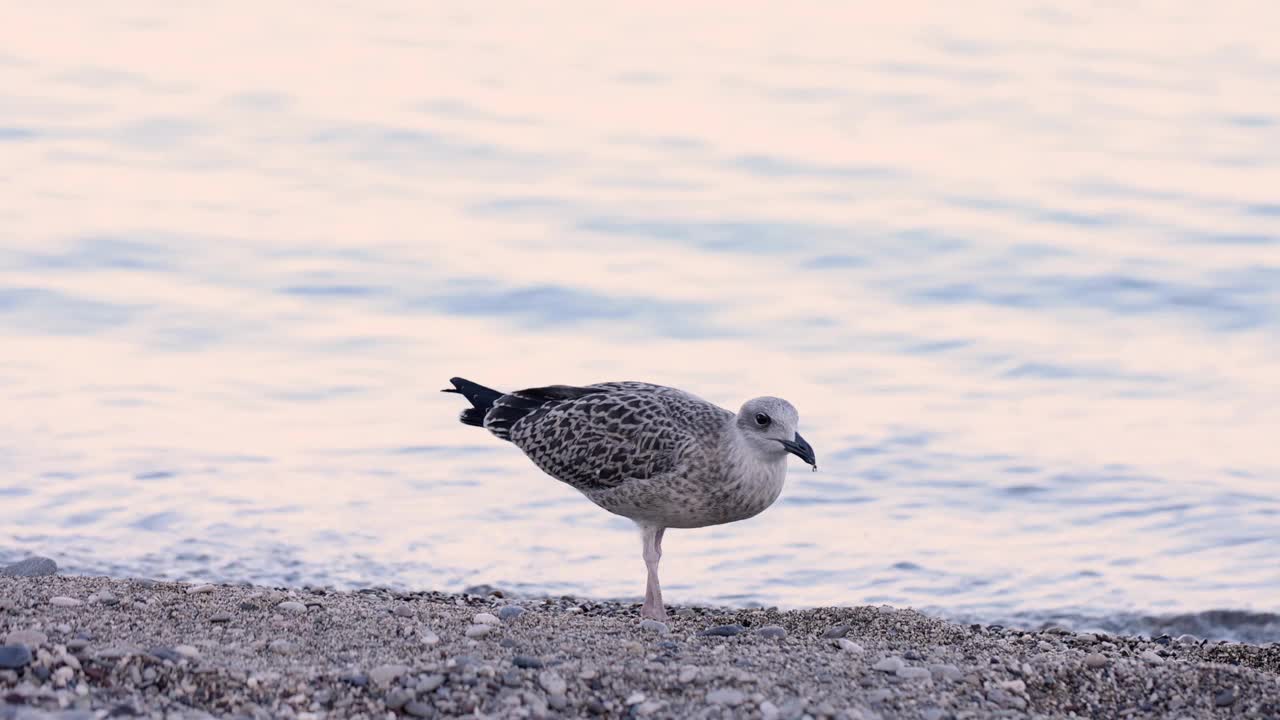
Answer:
[444,377,816,621]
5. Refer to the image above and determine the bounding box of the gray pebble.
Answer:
[513,655,544,669]
[836,639,864,653]
[866,689,894,704]
[472,612,500,625]
[897,666,932,681]
[49,596,83,607]
[548,693,568,710]
[1084,653,1109,669]
[0,645,33,669]
[639,619,670,635]
[705,688,745,706]
[210,611,233,623]
[538,670,567,695]
[4,630,47,647]
[385,689,414,710]
[276,600,307,614]
[268,639,294,654]
[0,556,57,577]
[419,673,445,692]
[187,584,216,594]
[758,625,787,639]
[498,605,526,621]
[340,672,368,687]
[872,656,905,673]
[393,605,415,618]
[700,624,745,637]
[465,623,493,638]
[370,663,410,687]
[1214,688,1236,707]
[921,709,947,720]
[822,625,850,639]
[1140,650,1164,664]
[404,700,434,718]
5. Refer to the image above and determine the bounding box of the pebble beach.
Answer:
[1,563,1277,719]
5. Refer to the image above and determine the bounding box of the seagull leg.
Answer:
[639,524,667,621]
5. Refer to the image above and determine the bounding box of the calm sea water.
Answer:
[3,3,1278,642]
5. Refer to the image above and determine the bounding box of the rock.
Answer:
[867,688,894,705]
[463,584,504,597]
[91,590,118,606]
[4,630,47,647]
[419,674,445,692]
[921,709,946,720]
[1214,689,1236,707]
[547,693,568,710]
[404,701,433,718]
[759,700,780,720]
[836,639,864,653]
[210,611,233,623]
[538,670,567,695]
[897,666,932,681]
[705,688,746,706]
[1140,650,1164,664]
[639,619,670,635]
[1084,653,1109,669]
[929,664,963,682]
[625,692,646,705]
[498,605,526,621]
[422,630,440,645]
[385,689,413,710]
[473,612,500,625]
[513,655,543,669]
[268,639,295,654]
[700,624,745,637]
[339,672,368,687]
[174,645,201,660]
[636,701,663,716]
[276,600,307,614]
[0,645,33,669]
[758,625,787,639]
[0,557,57,577]
[393,605,415,618]
[187,584,216,594]
[465,623,493,638]
[369,664,410,687]
[872,656,905,673]
[678,666,699,684]
[49,596,83,607]
[822,624,851,639]
[999,679,1026,693]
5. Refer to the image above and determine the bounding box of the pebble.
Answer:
[538,670,567,695]
[276,600,307,614]
[0,645,33,669]
[422,630,441,645]
[836,639,864,653]
[866,688,894,704]
[929,664,964,682]
[700,624,745,637]
[369,664,409,687]
[1140,650,1164,664]
[473,612,500,625]
[1084,653,1109,669]
[678,666,699,684]
[625,692,646,705]
[404,701,433,718]
[210,611,233,623]
[872,656,905,673]
[465,623,494,638]
[921,709,946,720]
[636,701,663,716]
[822,624,851,639]
[1214,688,1236,707]
[513,655,544,669]
[705,688,746,706]
[268,639,295,654]
[639,619,670,635]
[4,629,48,647]
[419,674,445,691]
[187,584,216,594]
[999,679,1027,693]
[759,700,780,720]
[897,666,932,681]
[757,625,787,639]
[174,645,200,660]
[498,605,526,621]
[0,557,57,577]
[393,605,415,618]
[49,596,83,607]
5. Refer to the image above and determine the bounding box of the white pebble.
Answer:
[639,619,670,635]
[872,656,905,673]
[187,584,216,594]
[625,692,646,705]
[759,700,780,720]
[174,645,201,660]
[473,612,501,626]
[1141,650,1164,665]
[49,597,82,608]
[465,623,493,638]
[276,601,307,614]
[422,631,441,646]
[836,639,864,653]
[897,666,932,681]
[538,670,567,695]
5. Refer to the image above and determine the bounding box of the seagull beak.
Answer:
[778,433,817,471]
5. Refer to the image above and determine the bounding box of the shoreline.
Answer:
[0,574,1276,719]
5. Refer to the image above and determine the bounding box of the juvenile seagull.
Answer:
[444,377,816,621]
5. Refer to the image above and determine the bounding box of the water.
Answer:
[2,2,1278,642]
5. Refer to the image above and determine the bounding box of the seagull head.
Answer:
[736,396,817,471]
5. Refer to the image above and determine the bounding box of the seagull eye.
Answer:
[754,413,771,427]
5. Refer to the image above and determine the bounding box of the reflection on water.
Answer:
[2,2,1279,641]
